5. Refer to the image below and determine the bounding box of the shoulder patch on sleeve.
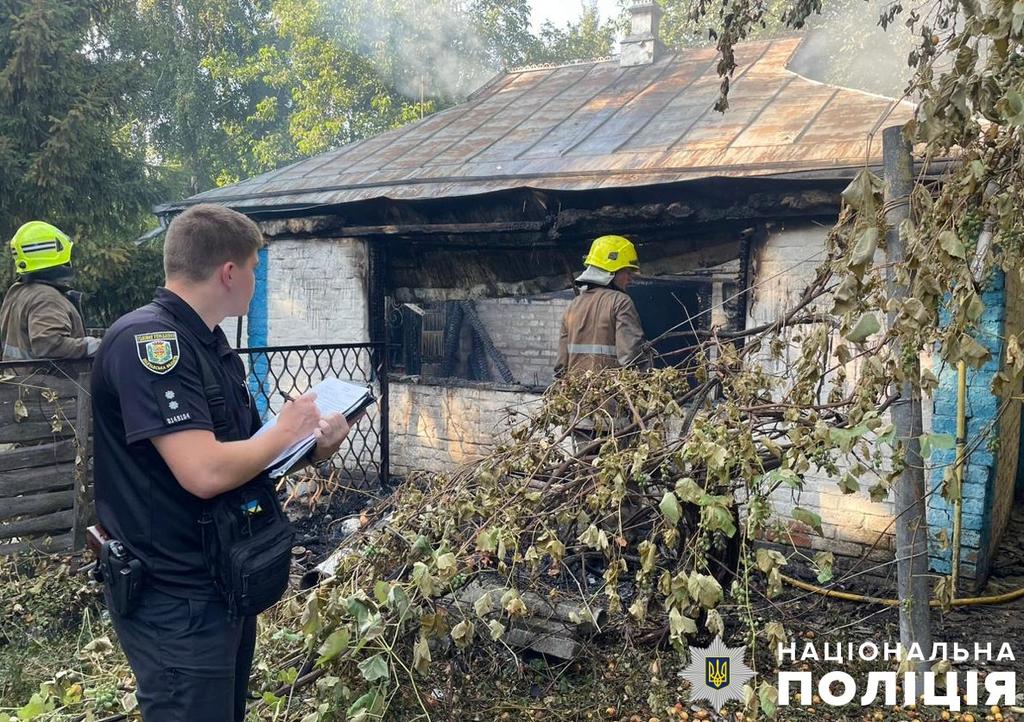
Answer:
[135,331,180,374]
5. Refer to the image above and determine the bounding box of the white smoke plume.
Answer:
[317,0,503,102]
[788,0,921,99]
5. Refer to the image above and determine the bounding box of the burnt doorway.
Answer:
[628,277,712,368]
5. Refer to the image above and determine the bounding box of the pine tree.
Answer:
[0,0,167,324]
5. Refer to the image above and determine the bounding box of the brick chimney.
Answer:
[620,2,665,67]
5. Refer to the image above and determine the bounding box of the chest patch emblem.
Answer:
[135,331,180,374]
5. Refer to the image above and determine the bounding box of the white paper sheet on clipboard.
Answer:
[254,377,374,478]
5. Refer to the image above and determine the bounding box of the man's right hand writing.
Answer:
[155,391,323,500]
[275,392,321,441]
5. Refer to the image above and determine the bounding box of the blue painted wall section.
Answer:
[927,271,1005,586]
[247,246,270,418]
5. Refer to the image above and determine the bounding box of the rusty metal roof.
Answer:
[160,38,914,214]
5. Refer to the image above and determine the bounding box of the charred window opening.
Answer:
[387,273,739,385]
[388,299,522,384]
[627,277,713,368]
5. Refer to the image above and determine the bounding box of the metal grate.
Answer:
[237,343,389,484]
[0,343,390,485]
[420,306,446,363]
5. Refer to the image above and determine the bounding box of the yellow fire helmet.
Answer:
[10,221,73,274]
[582,235,640,273]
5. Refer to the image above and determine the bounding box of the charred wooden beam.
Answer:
[387,232,744,301]
[261,217,550,239]
[549,191,838,239]
[460,302,515,384]
[255,186,840,245]
[341,221,549,237]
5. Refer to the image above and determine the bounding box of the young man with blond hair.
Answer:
[92,203,352,721]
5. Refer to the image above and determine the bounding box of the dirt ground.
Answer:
[283,471,395,569]
[3,481,1021,721]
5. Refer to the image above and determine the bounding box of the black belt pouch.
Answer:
[199,481,294,618]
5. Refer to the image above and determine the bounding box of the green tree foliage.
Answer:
[532,1,617,65]
[106,0,278,194]
[74,240,165,328]
[471,0,536,69]
[0,0,170,325]
[202,0,615,178]
[202,0,446,176]
[0,0,616,326]
[651,0,787,48]
[0,1,159,235]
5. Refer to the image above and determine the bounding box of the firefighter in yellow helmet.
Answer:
[0,221,99,360]
[555,235,649,378]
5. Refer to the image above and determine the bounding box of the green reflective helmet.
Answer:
[10,221,73,274]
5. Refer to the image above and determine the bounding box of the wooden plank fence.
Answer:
[0,364,92,555]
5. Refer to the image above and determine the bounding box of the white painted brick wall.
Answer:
[265,238,368,345]
[747,224,935,561]
[389,379,543,475]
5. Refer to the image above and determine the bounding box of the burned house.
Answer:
[157,9,1023,587]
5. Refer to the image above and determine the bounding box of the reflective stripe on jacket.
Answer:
[0,281,90,360]
[555,285,648,376]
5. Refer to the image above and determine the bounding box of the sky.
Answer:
[529,0,621,32]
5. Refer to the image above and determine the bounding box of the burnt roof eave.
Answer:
[154,161,885,213]
[152,158,954,222]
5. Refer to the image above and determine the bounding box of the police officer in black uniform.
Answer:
[92,204,353,721]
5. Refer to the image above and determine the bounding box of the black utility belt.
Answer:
[199,482,294,618]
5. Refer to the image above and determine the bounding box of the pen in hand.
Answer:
[281,390,320,404]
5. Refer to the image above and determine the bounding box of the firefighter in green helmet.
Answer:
[0,221,99,360]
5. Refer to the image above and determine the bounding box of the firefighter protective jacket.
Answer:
[555,285,648,375]
[0,281,91,360]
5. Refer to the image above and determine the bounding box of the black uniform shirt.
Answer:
[92,287,262,599]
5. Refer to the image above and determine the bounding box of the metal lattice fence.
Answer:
[0,343,388,555]
[238,343,388,483]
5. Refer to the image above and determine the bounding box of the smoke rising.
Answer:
[317,0,507,103]
[788,0,920,99]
